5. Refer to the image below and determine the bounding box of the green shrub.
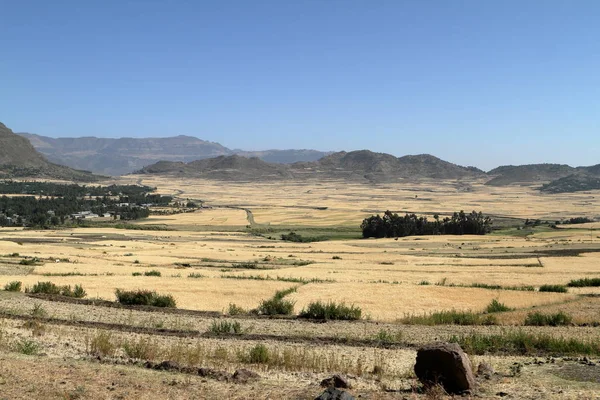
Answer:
[122,337,159,359]
[332,256,342,260]
[27,281,62,295]
[539,284,568,293]
[298,301,362,321]
[567,278,600,287]
[400,310,497,326]
[188,273,205,278]
[4,281,22,292]
[143,270,161,277]
[418,280,430,285]
[524,311,573,326]
[115,289,176,308]
[209,320,242,335]
[374,329,403,344]
[132,272,142,276]
[14,338,40,355]
[19,258,39,266]
[227,303,246,315]
[232,262,259,269]
[246,344,270,363]
[486,299,512,313]
[257,297,295,315]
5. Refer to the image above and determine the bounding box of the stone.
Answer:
[476,362,495,380]
[231,368,260,383]
[414,342,476,394]
[198,367,229,381]
[314,387,355,400]
[320,374,351,389]
[154,360,180,371]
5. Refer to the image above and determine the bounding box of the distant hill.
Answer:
[138,150,485,182]
[0,123,100,181]
[485,164,576,186]
[540,173,600,194]
[138,155,292,181]
[18,133,331,176]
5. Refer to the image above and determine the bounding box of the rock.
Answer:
[477,362,495,380]
[198,367,229,381]
[414,342,476,394]
[154,360,180,371]
[314,387,355,400]
[231,368,260,383]
[320,374,351,389]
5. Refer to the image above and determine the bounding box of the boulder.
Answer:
[231,368,260,383]
[198,367,230,381]
[414,342,476,394]
[314,387,355,400]
[320,374,351,389]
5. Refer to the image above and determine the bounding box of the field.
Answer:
[1,176,599,399]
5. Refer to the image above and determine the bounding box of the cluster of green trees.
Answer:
[361,210,492,238]
[0,182,173,227]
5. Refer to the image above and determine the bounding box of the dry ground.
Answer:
[0,177,599,399]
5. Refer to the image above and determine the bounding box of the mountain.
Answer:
[137,155,292,181]
[0,123,100,181]
[541,174,600,194]
[137,150,485,182]
[18,133,232,176]
[18,133,332,176]
[485,164,576,186]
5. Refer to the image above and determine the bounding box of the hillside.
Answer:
[485,164,576,186]
[138,150,485,182]
[137,155,293,181]
[18,133,331,176]
[0,123,100,181]
[540,173,600,194]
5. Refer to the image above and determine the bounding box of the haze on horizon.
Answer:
[1,0,599,171]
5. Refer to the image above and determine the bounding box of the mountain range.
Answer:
[17,132,330,176]
[2,123,599,192]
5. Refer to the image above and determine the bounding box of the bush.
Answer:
[539,284,568,293]
[14,338,40,355]
[568,278,600,287]
[298,301,362,321]
[115,289,176,308]
[122,337,159,360]
[27,281,61,295]
[132,272,142,276]
[209,320,242,334]
[486,299,512,313]
[4,281,22,292]
[524,311,573,326]
[227,303,246,315]
[257,297,295,315]
[400,310,497,326]
[246,344,270,364]
[144,270,161,277]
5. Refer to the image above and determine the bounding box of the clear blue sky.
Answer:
[1,0,599,170]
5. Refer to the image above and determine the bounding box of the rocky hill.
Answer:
[18,133,331,176]
[138,150,485,182]
[137,155,293,181]
[485,164,576,186]
[0,123,100,181]
[540,173,600,194]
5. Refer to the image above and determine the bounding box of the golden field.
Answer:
[1,176,599,399]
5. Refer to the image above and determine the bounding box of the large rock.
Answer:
[414,342,476,394]
[320,374,351,389]
[314,387,355,400]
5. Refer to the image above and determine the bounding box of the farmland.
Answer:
[0,176,599,399]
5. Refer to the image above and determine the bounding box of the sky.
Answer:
[1,0,599,170]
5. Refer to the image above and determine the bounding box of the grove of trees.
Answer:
[361,210,492,238]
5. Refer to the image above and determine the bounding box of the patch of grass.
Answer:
[143,270,162,277]
[41,272,86,277]
[86,331,118,357]
[524,311,573,326]
[13,338,40,355]
[400,310,497,326]
[122,337,160,360]
[374,329,403,344]
[220,274,334,284]
[486,299,513,313]
[567,278,600,287]
[3,281,22,292]
[299,301,362,321]
[227,303,247,316]
[19,257,40,266]
[231,261,260,269]
[243,344,270,364]
[131,272,142,276]
[539,284,568,293]
[332,256,342,260]
[30,303,48,319]
[418,280,430,285]
[209,319,243,335]
[450,330,600,356]
[187,272,205,278]
[115,289,176,308]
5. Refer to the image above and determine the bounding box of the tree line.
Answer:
[360,210,492,238]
